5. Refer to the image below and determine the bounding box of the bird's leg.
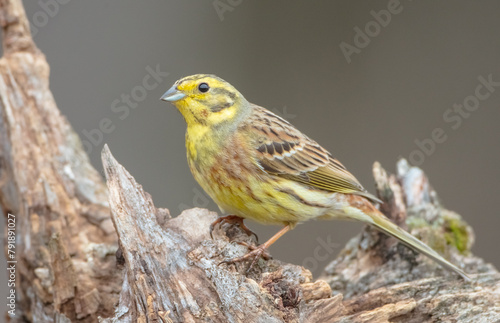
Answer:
[210,215,258,240]
[232,241,272,260]
[221,224,293,272]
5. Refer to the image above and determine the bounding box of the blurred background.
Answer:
[2,0,500,310]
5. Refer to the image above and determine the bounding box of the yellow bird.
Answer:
[161,74,469,280]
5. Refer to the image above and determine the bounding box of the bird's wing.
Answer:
[245,105,381,203]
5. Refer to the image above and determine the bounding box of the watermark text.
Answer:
[6,213,17,317]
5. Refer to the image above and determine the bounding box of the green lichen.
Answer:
[443,215,469,255]
[428,229,448,255]
[406,216,429,230]
[406,214,470,255]
[406,216,448,255]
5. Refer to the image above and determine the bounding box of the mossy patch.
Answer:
[406,216,448,255]
[406,216,429,230]
[443,215,469,254]
[406,213,469,255]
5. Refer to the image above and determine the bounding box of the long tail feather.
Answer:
[367,210,471,281]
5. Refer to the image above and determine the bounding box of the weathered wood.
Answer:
[321,160,500,322]
[100,146,500,322]
[100,145,342,322]
[0,0,121,321]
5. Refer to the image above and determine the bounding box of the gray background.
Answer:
[2,0,500,315]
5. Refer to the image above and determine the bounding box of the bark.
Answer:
[320,160,500,322]
[99,148,500,323]
[1,0,499,322]
[0,0,121,321]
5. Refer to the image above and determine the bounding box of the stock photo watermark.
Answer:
[29,0,72,38]
[405,74,499,166]
[302,235,340,273]
[213,0,243,21]
[271,106,297,121]
[340,0,411,64]
[81,65,169,155]
[6,213,17,317]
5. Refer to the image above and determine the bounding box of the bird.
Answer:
[160,74,470,280]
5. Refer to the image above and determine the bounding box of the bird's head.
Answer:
[161,74,249,128]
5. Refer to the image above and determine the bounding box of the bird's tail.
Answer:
[341,199,471,281]
[368,211,470,281]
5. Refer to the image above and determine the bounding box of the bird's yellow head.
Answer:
[161,74,249,128]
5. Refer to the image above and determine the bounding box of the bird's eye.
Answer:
[198,83,210,93]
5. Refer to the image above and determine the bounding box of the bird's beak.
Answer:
[160,85,186,102]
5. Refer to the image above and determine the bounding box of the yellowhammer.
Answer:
[161,74,469,280]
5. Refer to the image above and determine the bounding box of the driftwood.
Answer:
[1,0,499,322]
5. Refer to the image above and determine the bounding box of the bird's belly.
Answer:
[191,160,336,225]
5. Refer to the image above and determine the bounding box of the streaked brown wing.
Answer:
[245,105,381,203]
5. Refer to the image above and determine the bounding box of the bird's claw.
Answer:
[209,215,258,241]
[219,242,272,273]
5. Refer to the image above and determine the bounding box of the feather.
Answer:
[245,105,381,204]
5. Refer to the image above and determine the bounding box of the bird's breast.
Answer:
[186,131,338,225]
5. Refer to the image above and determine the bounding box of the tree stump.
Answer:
[0,0,120,321]
[0,0,499,322]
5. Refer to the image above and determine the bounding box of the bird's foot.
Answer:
[210,215,258,241]
[220,242,272,273]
